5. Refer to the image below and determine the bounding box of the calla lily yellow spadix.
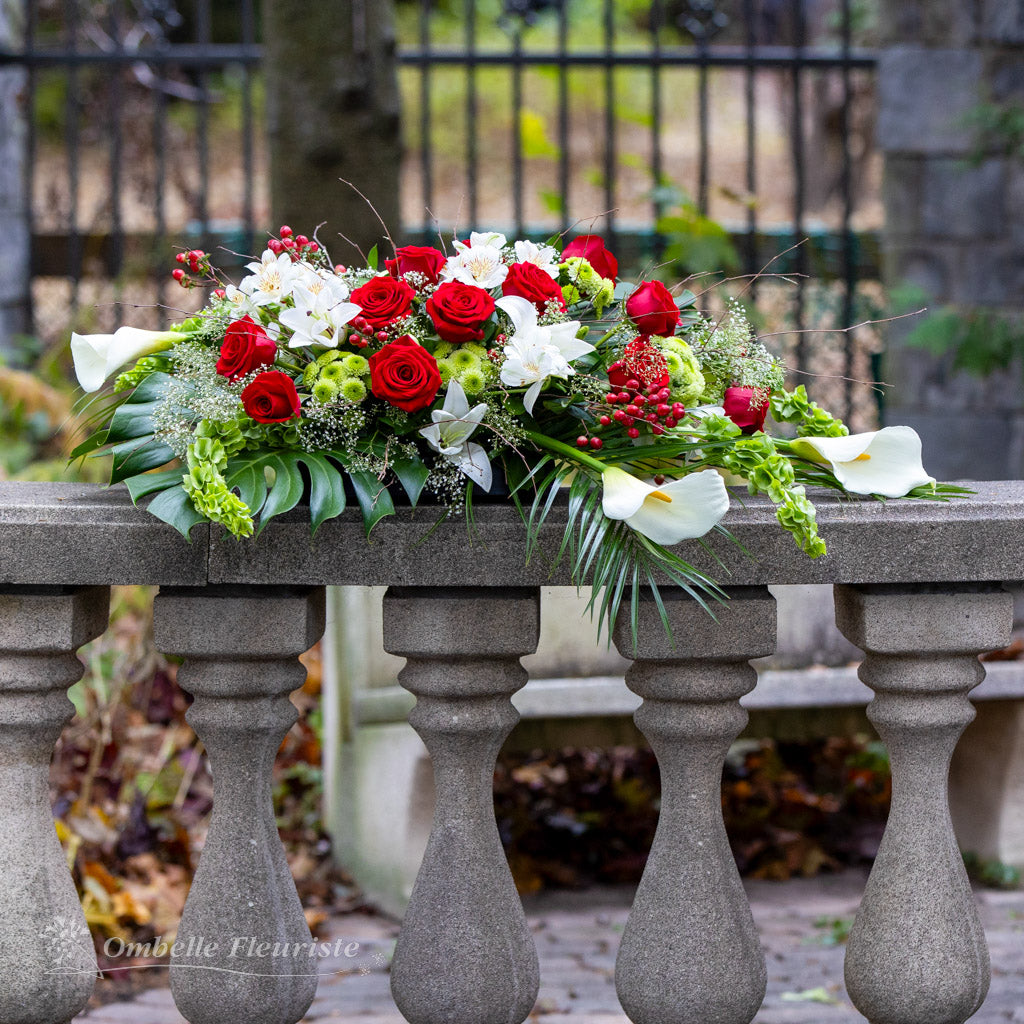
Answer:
[601,466,731,546]
[789,426,935,498]
[71,327,181,393]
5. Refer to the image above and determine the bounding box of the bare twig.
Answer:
[756,307,927,342]
[337,177,398,259]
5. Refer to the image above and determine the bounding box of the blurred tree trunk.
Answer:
[264,0,401,262]
[0,0,30,352]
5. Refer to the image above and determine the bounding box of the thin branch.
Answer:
[756,308,927,342]
[337,177,398,258]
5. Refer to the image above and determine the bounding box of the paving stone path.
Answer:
[76,871,1024,1023]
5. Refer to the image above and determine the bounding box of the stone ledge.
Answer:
[0,480,1023,589]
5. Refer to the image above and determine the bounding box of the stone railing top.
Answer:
[1,480,1022,588]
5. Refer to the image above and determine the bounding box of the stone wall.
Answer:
[880,1,1024,478]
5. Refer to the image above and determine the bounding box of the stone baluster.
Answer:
[384,587,540,1024]
[153,586,325,1024]
[834,583,1013,1024]
[0,586,110,1024]
[612,587,775,1024]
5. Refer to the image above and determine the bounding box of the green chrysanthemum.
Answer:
[341,378,368,403]
[313,379,339,404]
[342,354,369,376]
[458,369,486,395]
[320,361,346,382]
[449,348,481,372]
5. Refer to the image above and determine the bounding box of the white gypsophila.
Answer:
[238,250,303,307]
[442,232,509,288]
[279,270,362,348]
[418,379,493,491]
[513,239,560,279]
[496,295,593,414]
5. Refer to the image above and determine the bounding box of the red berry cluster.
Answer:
[346,316,400,350]
[172,248,210,288]
[267,224,319,261]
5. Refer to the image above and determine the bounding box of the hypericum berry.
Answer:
[623,415,635,427]
[627,427,640,439]
[175,252,187,263]
[308,241,320,253]
[618,392,631,404]
[599,415,611,426]
[375,330,388,341]
[589,437,603,450]
[268,239,284,254]
[606,393,618,404]
[657,404,670,417]
[576,436,589,448]
[672,403,685,416]
[334,264,347,274]
[171,268,186,282]
[189,249,204,260]
[625,404,639,416]
[646,412,659,423]
[295,234,309,247]
[652,424,664,435]
[626,379,640,392]
[653,475,666,485]
[634,395,646,406]
[279,225,293,238]
[282,237,296,250]
[665,417,677,428]
[613,410,626,422]
[213,288,226,299]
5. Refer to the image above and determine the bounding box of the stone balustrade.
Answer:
[0,480,1022,1024]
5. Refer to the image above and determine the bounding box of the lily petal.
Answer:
[496,294,538,335]
[601,466,655,521]
[625,469,731,545]
[523,378,545,415]
[793,426,934,498]
[452,441,493,492]
[71,327,178,392]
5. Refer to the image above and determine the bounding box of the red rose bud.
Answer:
[350,276,416,329]
[561,234,618,281]
[723,385,770,435]
[625,280,680,338]
[241,370,301,424]
[216,316,278,381]
[385,245,448,285]
[501,261,566,313]
[368,335,442,413]
[425,281,496,343]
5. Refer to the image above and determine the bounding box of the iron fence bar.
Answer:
[395,47,878,69]
[511,25,524,238]
[743,0,758,297]
[241,0,257,257]
[153,61,168,322]
[840,0,856,421]
[64,0,80,324]
[557,1,569,230]
[650,0,664,261]
[696,31,709,215]
[603,0,616,249]
[106,3,124,325]
[0,45,263,66]
[791,0,808,376]
[196,0,212,267]
[23,0,36,334]
[464,0,478,228]
[419,0,433,237]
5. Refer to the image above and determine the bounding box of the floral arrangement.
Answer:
[70,227,957,634]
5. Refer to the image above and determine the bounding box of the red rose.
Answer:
[608,338,670,390]
[385,245,447,285]
[350,276,416,329]
[215,316,277,381]
[425,281,496,343]
[368,335,442,413]
[626,280,680,338]
[501,261,566,314]
[723,386,769,435]
[241,370,301,424]
[562,235,618,281]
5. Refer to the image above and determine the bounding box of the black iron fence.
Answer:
[0,0,883,424]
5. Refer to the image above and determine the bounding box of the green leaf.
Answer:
[144,485,205,540]
[69,429,110,460]
[295,452,346,534]
[128,371,173,404]
[256,454,306,535]
[367,244,379,270]
[347,469,395,537]
[110,438,176,484]
[106,399,161,444]
[125,468,185,503]
[225,453,272,516]
[392,456,430,506]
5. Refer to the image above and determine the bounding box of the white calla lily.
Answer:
[790,426,934,497]
[418,379,493,491]
[601,467,731,545]
[71,327,180,393]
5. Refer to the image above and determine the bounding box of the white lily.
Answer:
[790,426,935,498]
[442,232,509,288]
[601,467,731,545]
[418,379,493,491]
[513,239,560,278]
[71,327,180,393]
[279,273,361,348]
[497,295,593,414]
[239,250,303,307]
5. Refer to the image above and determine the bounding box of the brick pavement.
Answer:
[75,871,1024,1023]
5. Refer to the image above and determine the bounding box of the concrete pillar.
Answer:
[0,586,109,1024]
[153,586,326,1024]
[612,588,775,1024]
[263,0,402,259]
[384,587,541,1024]
[834,583,1013,1024]
[879,2,1024,478]
[0,0,31,351]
